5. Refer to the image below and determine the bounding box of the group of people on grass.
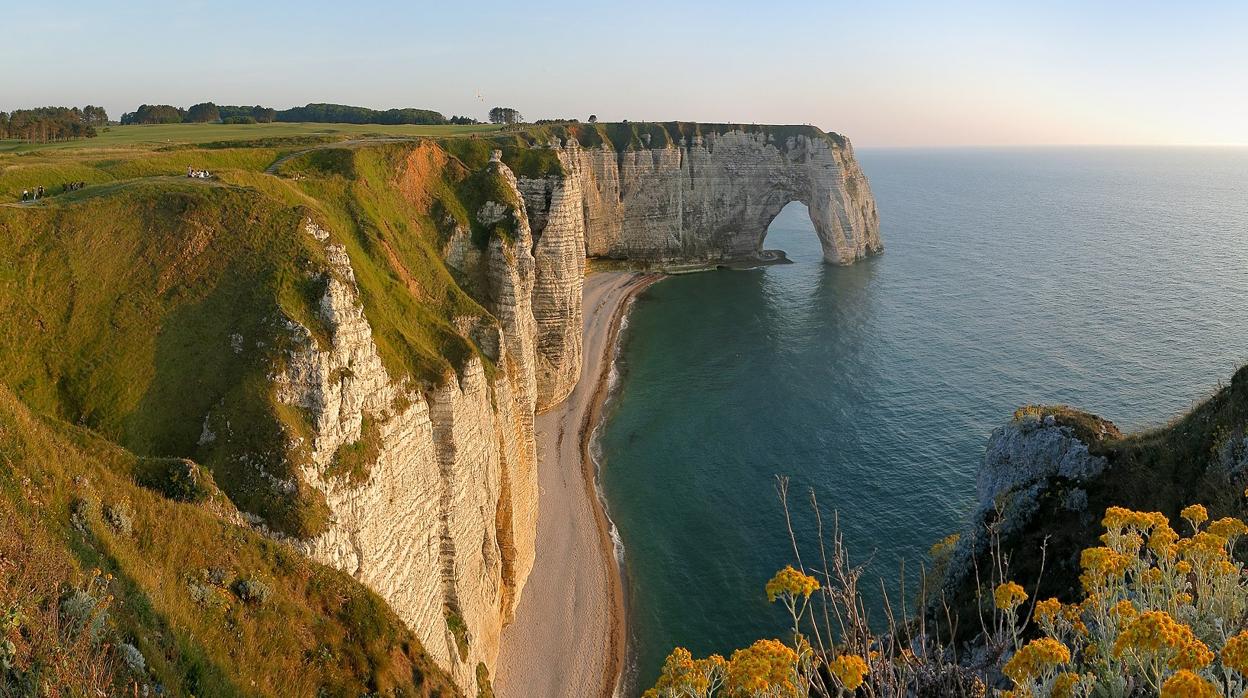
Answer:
[18,181,88,202]
[187,167,212,179]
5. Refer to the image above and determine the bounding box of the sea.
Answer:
[597,147,1248,692]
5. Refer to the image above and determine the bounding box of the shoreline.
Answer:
[496,271,664,698]
[581,273,664,697]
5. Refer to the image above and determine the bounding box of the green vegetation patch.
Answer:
[325,415,384,484]
[444,607,470,662]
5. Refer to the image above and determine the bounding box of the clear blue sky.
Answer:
[4,0,1246,146]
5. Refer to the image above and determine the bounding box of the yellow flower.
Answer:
[1160,669,1219,698]
[647,647,726,697]
[1079,547,1131,592]
[829,654,869,691]
[1181,504,1209,529]
[1003,637,1070,684]
[1110,599,1138,622]
[724,639,798,695]
[1052,672,1083,698]
[1112,611,1211,671]
[995,581,1028,611]
[1222,631,1248,675]
[1208,516,1248,540]
[1150,525,1180,557]
[1033,598,1062,625]
[1170,637,1214,671]
[765,566,820,603]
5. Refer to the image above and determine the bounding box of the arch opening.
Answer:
[759,200,824,265]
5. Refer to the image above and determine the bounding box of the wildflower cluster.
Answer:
[1002,502,1248,697]
[828,653,868,691]
[644,565,862,697]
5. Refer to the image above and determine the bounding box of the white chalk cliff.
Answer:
[267,125,881,693]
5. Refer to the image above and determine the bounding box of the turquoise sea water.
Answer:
[599,148,1248,692]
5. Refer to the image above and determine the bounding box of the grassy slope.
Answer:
[0,179,343,538]
[0,384,459,696]
[0,132,530,537]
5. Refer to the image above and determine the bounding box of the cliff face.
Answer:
[267,126,881,692]
[274,218,537,691]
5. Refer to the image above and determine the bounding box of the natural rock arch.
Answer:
[554,129,883,265]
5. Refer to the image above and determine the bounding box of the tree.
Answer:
[120,105,184,125]
[4,107,96,141]
[588,114,598,123]
[274,103,447,125]
[185,102,220,123]
[82,105,109,125]
[0,111,8,137]
[488,107,522,125]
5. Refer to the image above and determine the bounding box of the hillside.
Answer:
[0,383,458,696]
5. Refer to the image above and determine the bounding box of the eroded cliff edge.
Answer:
[0,122,881,695]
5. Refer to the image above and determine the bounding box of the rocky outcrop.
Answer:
[976,413,1111,521]
[942,407,1123,612]
[516,165,586,410]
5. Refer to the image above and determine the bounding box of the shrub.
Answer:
[232,577,273,606]
[102,501,133,535]
[117,643,145,673]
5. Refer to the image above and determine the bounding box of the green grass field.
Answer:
[0,121,502,154]
[0,122,506,203]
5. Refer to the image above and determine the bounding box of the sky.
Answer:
[4,0,1247,147]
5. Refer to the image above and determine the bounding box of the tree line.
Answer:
[118,102,479,126]
[0,106,108,142]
